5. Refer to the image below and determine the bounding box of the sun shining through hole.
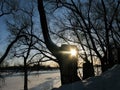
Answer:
[70,49,77,57]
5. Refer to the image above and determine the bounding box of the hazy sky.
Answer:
[0,16,10,54]
[0,0,86,66]
[0,0,55,66]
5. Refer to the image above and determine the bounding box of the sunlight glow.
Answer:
[70,49,77,57]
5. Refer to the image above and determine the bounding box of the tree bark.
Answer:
[37,0,80,85]
[58,45,80,84]
[24,59,28,90]
[37,0,59,55]
[82,60,95,80]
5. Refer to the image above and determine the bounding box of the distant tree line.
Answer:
[0,64,58,72]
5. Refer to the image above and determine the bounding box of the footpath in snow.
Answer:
[53,65,120,90]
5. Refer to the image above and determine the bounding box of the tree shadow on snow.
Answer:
[29,80,53,90]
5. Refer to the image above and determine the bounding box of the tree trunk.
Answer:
[24,59,28,90]
[59,62,80,85]
[58,45,80,85]
[100,55,109,72]
[118,47,120,64]
[37,0,80,85]
[82,60,95,80]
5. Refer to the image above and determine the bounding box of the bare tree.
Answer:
[5,0,57,89]
[1,0,119,87]
[0,0,27,64]
[37,0,80,85]
[47,0,120,71]
[5,1,36,89]
[0,0,18,17]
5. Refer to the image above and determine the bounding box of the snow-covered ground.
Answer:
[84,64,120,90]
[54,65,120,90]
[0,70,61,90]
[1,65,120,90]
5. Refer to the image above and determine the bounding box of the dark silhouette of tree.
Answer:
[3,1,36,89]
[0,0,18,17]
[0,0,120,88]
[46,0,120,74]
[0,0,21,64]
[37,0,80,85]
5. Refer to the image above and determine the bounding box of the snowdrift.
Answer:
[53,64,120,90]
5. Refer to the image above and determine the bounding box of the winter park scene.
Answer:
[0,0,120,90]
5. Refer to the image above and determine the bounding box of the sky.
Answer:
[0,0,98,66]
[0,0,38,65]
[0,12,59,66]
[0,0,65,66]
[0,16,10,54]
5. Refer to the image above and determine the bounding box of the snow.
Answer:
[52,81,84,90]
[84,64,120,90]
[54,64,120,90]
[1,65,120,90]
[0,70,61,90]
